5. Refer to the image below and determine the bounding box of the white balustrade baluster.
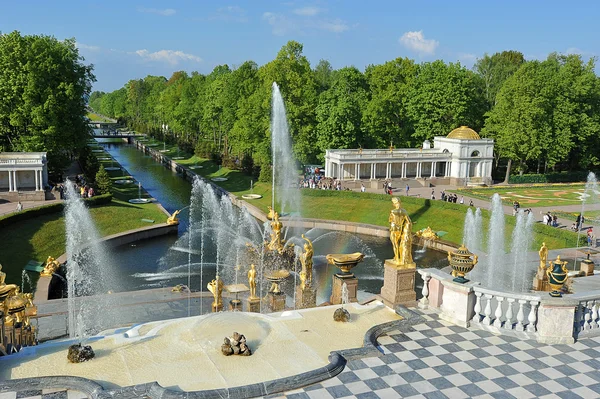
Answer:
[483,294,493,325]
[584,301,592,330]
[471,291,483,324]
[592,301,599,329]
[493,296,504,328]
[574,302,582,333]
[418,273,431,309]
[527,300,539,332]
[504,298,515,330]
[515,299,526,332]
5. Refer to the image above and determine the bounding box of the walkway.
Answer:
[277,309,600,399]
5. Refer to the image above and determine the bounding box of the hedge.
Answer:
[0,194,113,228]
[508,171,597,184]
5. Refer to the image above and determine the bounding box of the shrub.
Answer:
[508,171,597,184]
[95,165,112,194]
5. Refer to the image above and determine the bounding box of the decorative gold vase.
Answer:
[265,269,290,294]
[326,253,365,278]
[447,244,478,284]
[547,257,568,297]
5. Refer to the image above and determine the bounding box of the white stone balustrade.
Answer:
[471,286,541,337]
[571,291,600,337]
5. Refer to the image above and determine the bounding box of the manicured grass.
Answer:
[451,185,596,208]
[87,113,113,122]
[553,210,600,223]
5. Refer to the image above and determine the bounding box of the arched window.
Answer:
[442,149,450,154]
[471,150,480,157]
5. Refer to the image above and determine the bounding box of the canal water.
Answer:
[96,140,448,302]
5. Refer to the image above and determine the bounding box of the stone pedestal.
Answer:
[268,292,286,312]
[229,299,242,311]
[532,269,550,291]
[212,301,223,313]
[439,280,478,328]
[296,286,317,309]
[580,259,595,276]
[379,260,416,308]
[246,297,260,313]
[537,298,576,344]
[330,274,358,305]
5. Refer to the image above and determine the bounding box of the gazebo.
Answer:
[0,152,48,202]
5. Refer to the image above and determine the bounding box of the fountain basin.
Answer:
[242,194,263,200]
[172,157,185,160]
[104,167,121,171]
[91,150,104,153]
[98,157,112,161]
[211,177,228,182]
[0,302,399,391]
[114,180,134,185]
[159,149,169,153]
[128,198,151,204]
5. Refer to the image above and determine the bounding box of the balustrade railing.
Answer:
[331,151,452,161]
[572,292,600,337]
[471,287,541,335]
[0,159,42,165]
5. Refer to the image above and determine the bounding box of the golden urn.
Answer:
[447,244,478,284]
[265,269,290,294]
[326,253,365,278]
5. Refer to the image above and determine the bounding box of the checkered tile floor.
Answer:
[275,309,600,399]
[0,390,88,399]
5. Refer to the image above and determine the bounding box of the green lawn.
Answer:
[553,210,600,223]
[87,113,113,122]
[451,185,596,208]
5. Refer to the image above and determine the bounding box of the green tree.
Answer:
[406,61,486,143]
[475,51,525,108]
[314,59,334,93]
[95,164,112,194]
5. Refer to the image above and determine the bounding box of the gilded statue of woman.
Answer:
[300,234,314,289]
[248,264,257,299]
[267,207,284,252]
[389,197,413,265]
[538,242,548,271]
[207,275,224,311]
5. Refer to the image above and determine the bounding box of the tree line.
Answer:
[0,31,95,177]
[88,41,600,181]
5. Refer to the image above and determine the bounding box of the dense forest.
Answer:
[0,31,95,176]
[89,41,600,181]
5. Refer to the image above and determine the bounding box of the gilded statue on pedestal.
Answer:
[0,263,5,286]
[537,242,549,279]
[207,275,224,311]
[299,234,314,290]
[389,197,413,265]
[167,209,181,225]
[267,206,284,253]
[40,256,60,277]
[248,264,258,299]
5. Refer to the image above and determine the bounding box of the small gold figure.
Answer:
[538,242,548,271]
[248,264,258,299]
[299,234,314,290]
[167,209,181,225]
[416,227,439,241]
[0,263,5,286]
[267,207,284,252]
[389,197,413,265]
[389,140,394,153]
[40,256,60,277]
[207,275,224,312]
[358,146,363,155]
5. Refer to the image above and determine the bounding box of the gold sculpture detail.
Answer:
[167,209,181,225]
[207,275,224,312]
[267,206,285,253]
[389,197,413,265]
[0,263,5,286]
[40,256,60,277]
[299,234,314,290]
[538,242,548,272]
[416,227,439,241]
[248,264,258,299]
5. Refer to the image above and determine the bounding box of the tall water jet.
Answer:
[486,194,505,288]
[463,208,483,251]
[65,183,119,341]
[271,83,301,215]
[575,172,599,264]
[509,210,534,292]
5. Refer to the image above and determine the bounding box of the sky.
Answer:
[1,1,598,92]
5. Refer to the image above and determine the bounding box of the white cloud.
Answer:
[262,12,292,36]
[263,11,349,35]
[293,6,321,16]
[318,19,348,33]
[457,52,477,65]
[137,7,176,16]
[134,49,202,65]
[76,42,100,51]
[399,31,439,55]
[212,5,248,22]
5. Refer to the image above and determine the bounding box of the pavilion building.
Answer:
[0,152,48,202]
[324,126,494,187]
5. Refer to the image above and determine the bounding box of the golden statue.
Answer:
[538,242,548,271]
[267,207,284,252]
[389,140,394,153]
[389,197,413,265]
[40,256,60,277]
[0,263,5,286]
[207,275,224,312]
[248,264,258,299]
[299,234,314,290]
[167,209,181,225]
[416,227,439,241]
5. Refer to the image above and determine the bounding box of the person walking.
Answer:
[405,184,410,196]
[16,201,23,212]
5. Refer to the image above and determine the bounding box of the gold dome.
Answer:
[447,126,481,140]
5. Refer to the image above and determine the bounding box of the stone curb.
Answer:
[0,305,424,399]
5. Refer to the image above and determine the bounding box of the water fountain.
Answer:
[465,194,535,292]
[574,172,599,269]
[64,183,120,341]
[128,182,151,204]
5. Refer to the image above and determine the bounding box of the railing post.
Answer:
[592,301,599,329]
[418,272,430,309]
[574,302,582,333]
[493,296,504,328]
[515,300,526,332]
[471,291,482,324]
[537,298,577,344]
[527,300,539,333]
[483,294,493,325]
[504,298,515,330]
[584,301,592,330]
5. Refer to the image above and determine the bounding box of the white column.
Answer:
[340,163,344,180]
[387,162,391,179]
[8,170,13,192]
[12,171,17,192]
[355,163,359,181]
[430,161,435,178]
[416,163,421,179]
[39,169,44,190]
[371,163,375,180]
[35,169,39,191]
